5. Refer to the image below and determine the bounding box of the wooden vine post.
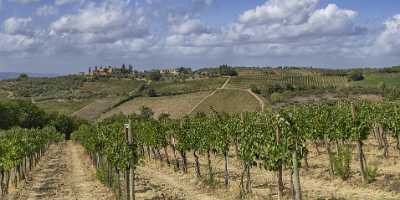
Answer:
[276,126,284,200]
[125,120,135,200]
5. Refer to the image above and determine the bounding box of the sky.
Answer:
[0,0,400,74]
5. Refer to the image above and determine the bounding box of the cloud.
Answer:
[51,1,149,44]
[9,0,39,4]
[375,15,400,55]
[54,0,80,6]
[36,5,57,16]
[239,0,318,25]
[221,0,366,58]
[169,17,209,35]
[0,33,39,53]
[3,17,33,36]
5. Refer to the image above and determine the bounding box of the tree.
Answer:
[348,70,364,81]
[51,114,80,140]
[219,65,238,76]
[17,73,28,80]
[147,70,162,82]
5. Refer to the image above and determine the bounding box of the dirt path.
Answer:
[246,89,265,112]
[11,142,114,200]
[7,91,13,98]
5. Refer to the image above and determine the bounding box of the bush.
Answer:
[365,165,378,183]
[348,70,364,81]
[271,92,284,103]
[147,70,162,81]
[250,84,261,94]
[333,145,352,180]
[146,87,157,97]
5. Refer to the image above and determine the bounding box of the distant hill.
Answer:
[0,72,59,80]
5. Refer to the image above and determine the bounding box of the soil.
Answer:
[10,142,114,200]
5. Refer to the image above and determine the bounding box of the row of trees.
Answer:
[0,100,85,139]
[73,99,400,199]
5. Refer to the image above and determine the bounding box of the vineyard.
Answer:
[0,127,62,197]
[227,70,347,90]
[72,99,400,199]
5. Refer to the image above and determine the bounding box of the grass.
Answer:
[352,73,400,88]
[35,98,95,115]
[150,77,226,96]
[101,91,212,120]
[193,89,261,114]
[72,97,120,121]
[80,79,145,97]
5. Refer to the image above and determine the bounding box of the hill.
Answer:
[0,72,58,80]
[100,91,212,119]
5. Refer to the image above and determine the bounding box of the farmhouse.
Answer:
[160,68,179,75]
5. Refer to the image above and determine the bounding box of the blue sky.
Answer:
[0,0,399,73]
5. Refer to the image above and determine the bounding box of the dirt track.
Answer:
[11,142,114,200]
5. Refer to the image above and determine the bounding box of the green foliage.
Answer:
[365,165,378,183]
[0,126,62,171]
[348,70,364,81]
[332,145,352,180]
[140,106,154,119]
[250,84,261,94]
[147,70,162,82]
[0,100,49,130]
[51,114,83,140]
[17,73,28,80]
[219,64,238,76]
[271,92,284,103]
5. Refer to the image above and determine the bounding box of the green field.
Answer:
[352,73,400,88]
[35,98,96,115]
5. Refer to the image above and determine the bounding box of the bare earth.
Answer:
[11,142,114,200]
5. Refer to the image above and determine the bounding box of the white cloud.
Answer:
[3,17,33,36]
[9,0,39,4]
[239,0,318,25]
[221,0,365,58]
[170,18,209,35]
[36,5,57,16]
[0,33,37,53]
[54,0,79,6]
[51,1,149,44]
[375,15,400,55]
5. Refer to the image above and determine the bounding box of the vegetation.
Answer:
[72,98,400,199]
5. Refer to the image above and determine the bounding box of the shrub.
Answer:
[250,84,261,94]
[271,92,284,103]
[348,70,364,81]
[332,144,352,181]
[365,165,378,183]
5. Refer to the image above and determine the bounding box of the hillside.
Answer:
[100,91,212,119]
[192,89,262,114]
